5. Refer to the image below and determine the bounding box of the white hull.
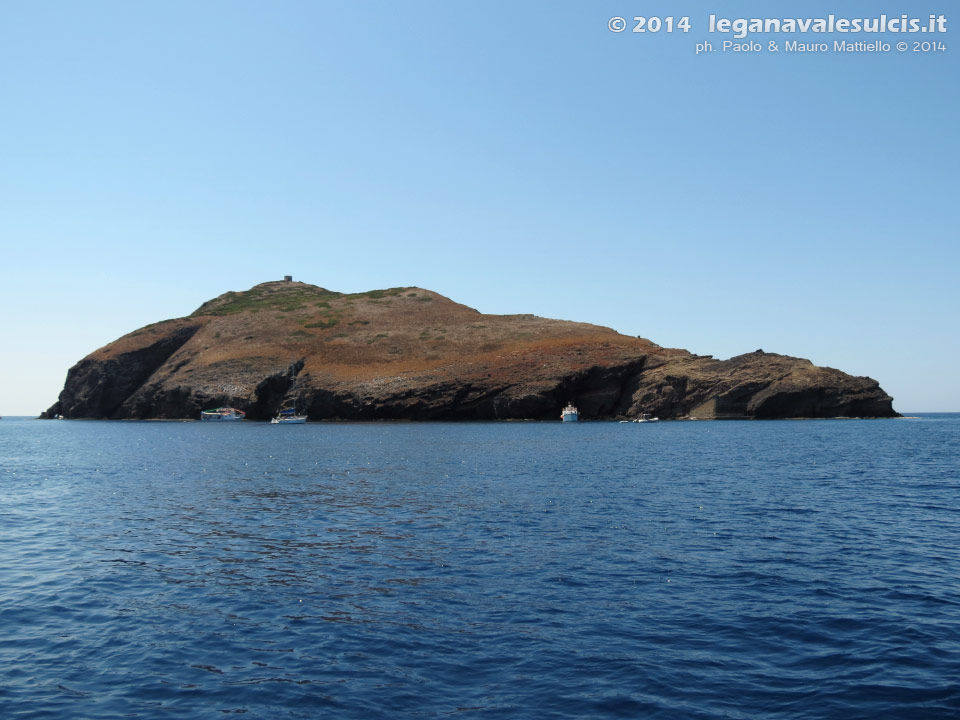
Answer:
[270,416,307,424]
[560,402,579,422]
[200,408,246,421]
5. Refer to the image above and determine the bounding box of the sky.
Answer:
[1,0,957,414]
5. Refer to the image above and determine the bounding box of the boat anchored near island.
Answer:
[270,361,307,424]
[200,407,246,421]
[620,412,660,424]
[561,403,579,422]
[270,408,307,424]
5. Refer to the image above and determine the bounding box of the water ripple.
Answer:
[2,416,959,718]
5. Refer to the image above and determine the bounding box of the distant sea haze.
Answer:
[2,415,959,718]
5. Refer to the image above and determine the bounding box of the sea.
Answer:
[1,415,959,719]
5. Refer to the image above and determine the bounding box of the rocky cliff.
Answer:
[42,280,898,420]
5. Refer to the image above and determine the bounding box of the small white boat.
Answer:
[635,413,659,423]
[270,408,307,424]
[200,407,246,421]
[561,403,579,422]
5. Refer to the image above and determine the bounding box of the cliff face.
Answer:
[43,281,898,420]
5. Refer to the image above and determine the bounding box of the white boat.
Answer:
[200,407,246,421]
[270,408,307,424]
[270,362,307,424]
[635,413,659,423]
[561,402,579,422]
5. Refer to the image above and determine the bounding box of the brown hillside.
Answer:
[44,279,897,421]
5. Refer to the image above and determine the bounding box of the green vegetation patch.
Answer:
[420,326,446,341]
[344,287,412,300]
[414,296,433,303]
[349,320,370,325]
[192,284,422,317]
[305,319,340,329]
[193,286,343,317]
[127,318,180,338]
[142,318,179,330]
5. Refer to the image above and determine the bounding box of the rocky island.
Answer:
[43,279,898,421]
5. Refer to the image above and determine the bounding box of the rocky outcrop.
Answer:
[42,281,898,420]
[631,350,895,419]
[42,322,201,419]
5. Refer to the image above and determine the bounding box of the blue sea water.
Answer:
[1,415,959,719]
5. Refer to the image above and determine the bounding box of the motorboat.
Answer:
[561,403,579,422]
[200,407,246,421]
[635,413,659,423]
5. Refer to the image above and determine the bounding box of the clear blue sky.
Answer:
[1,1,956,414]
